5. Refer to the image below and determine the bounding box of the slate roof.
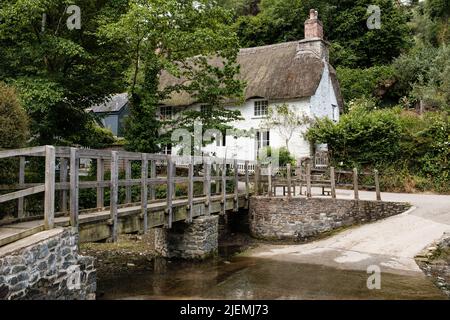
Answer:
[89,93,129,113]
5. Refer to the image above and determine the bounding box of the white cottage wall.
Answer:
[179,98,312,161]
[310,62,339,122]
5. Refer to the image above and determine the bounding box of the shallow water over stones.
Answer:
[97,242,446,300]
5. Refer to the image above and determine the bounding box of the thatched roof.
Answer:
[158,41,343,110]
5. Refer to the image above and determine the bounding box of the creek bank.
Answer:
[415,232,450,297]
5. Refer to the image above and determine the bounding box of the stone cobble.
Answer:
[155,215,219,259]
[0,228,96,300]
[249,197,411,241]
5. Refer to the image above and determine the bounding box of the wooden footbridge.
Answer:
[0,146,259,247]
[0,146,381,248]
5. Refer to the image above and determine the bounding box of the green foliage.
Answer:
[307,104,403,168]
[306,101,450,192]
[259,146,296,167]
[123,53,161,153]
[0,82,29,149]
[0,0,129,145]
[425,0,450,20]
[394,45,450,110]
[337,66,397,108]
[234,0,411,68]
[0,82,29,196]
[100,0,245,152]
[216,0,261,17]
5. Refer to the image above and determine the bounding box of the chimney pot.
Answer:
[305,9,323,40]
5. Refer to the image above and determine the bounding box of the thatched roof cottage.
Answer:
[92,9,343,161]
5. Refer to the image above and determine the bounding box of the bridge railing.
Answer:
[0,146,256,244]
[0,146,57,230]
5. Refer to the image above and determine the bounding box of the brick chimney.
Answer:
[296,9,329,62]
[304,9,323,39]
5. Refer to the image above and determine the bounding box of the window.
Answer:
[160,106,173,120]
[332,104,338,122]
[217,133,226,147]
[254,100,269,117]
[162,144,172,155]
[256,131,270,151]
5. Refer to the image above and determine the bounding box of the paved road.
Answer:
[247,189,450,275]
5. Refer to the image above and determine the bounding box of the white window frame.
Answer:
[162,144,172,155]
[332,104,338,122]
[256,130,270,151]
[254,100,269,117]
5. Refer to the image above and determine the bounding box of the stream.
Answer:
[97,239,446,300]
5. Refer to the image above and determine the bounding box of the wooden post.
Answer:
[255,164,260,196]
[187,158,194,222]
[17,156,25,218]
[244,161,249,200]
[110,151,119,242]
[233,159,239,212]
[44,146,55,230]
[203,158,211,196]
[330,166,336,199]
[205,160,211,215]
[166,158,174,228]
[287,163,292,198]
[141,153,148,233]
[150,160,156,200]
[96,158,104,210]
[125,159,132,204]
[221,159,227,215]
[353,167,359,200]
[268,164,273,197]
[69,148,79,230]
[306,163,312,198]
[374,169,381,201]
[59,157,68,214]
[215,163,220,195]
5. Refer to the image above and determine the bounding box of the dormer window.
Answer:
[254,100,269,117]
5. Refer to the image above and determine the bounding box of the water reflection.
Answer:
[98,248,445,300]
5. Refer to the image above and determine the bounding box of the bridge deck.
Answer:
[0,193,248,246]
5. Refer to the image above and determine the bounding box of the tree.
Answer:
[337,65,397,108]
[0,82,29,149]
[100,0,245,153]
[394,45,450,111]
[262,103,311,152]
[216,0,261,17]
[0,82,29,192]
[235,0,411,68]
[0,0,129,145]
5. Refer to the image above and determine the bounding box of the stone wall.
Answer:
[0,228,96,300]
[415,232,450,297]
[249,197,411,241]
[155,215,219,259]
